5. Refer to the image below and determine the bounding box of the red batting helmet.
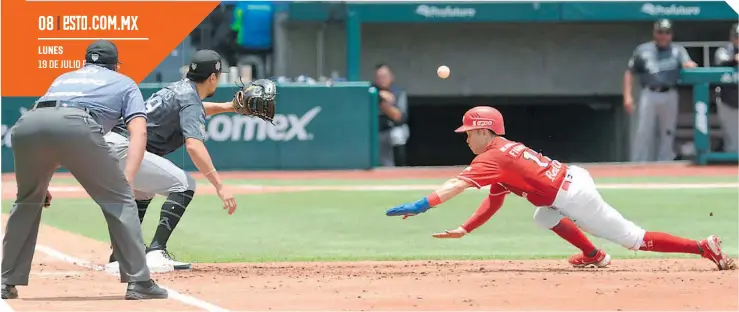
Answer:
[454,106,505,135]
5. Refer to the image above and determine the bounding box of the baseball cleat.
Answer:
[146,249,192,271]
[1,285,18,299]
[568,249,611,268]
[125,280,168,300]
[108,244,149,263]
[699,235,736,270]
[104,261,174,275]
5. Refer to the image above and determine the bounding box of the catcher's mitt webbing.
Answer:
[232,79,276,122]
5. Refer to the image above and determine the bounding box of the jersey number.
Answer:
[523,150,562,182]
[144,97,162,114]
[523,151,549,167]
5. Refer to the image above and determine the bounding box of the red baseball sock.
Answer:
[638,231,701,254]
[551,218,598,256]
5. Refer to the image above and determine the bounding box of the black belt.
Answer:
[646,86,674,93]
[33,100,90,114]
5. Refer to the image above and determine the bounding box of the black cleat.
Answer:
[125,280,168,300]
[1,284,18,299]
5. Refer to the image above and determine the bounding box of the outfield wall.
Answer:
[0,82,379,173]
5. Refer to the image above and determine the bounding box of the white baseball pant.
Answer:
[532,165,647,250]
[104,132,196,200]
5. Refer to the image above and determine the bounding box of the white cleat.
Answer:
[146,249,193,271]
[699,235,736,270]
[104,261,174,275]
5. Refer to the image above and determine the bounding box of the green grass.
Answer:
[3,185,737,263]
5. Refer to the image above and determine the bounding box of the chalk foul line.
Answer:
[33,245,229,312]
[26,182,739,195]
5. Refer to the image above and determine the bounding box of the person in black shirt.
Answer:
[373,64,409,166]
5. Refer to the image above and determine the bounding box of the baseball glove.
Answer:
[232,79,277,122]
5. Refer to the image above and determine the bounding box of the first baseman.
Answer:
[104,50,276,272]
[2,40,168,300]
[624,19,697,162]
[386,106,735,270]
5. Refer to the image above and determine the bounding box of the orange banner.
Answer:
[1,0,220,96]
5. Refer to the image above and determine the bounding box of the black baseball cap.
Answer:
[186,49,222,79]
[653,19,673,32]
[85,40,121,65]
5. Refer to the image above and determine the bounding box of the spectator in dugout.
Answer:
[373,64,410,167]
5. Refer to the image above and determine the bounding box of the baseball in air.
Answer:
[437,65,450,79]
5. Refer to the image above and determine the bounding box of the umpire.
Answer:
[714,23,739,153]
[1,40,167,300]
[624,19,697,162]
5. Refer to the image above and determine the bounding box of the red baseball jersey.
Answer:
[457,137,567,207]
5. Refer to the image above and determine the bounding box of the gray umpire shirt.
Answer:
[715,43,739,108]
[628,42,692,88]
[112,79,206,156]
[36,64,147,133]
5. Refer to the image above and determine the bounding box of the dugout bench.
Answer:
[680,67,739,165]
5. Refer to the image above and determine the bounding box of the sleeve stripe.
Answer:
[457,176,482,189]
[124,112,147,124]
[490,190,511,197]
[183,134,205,141]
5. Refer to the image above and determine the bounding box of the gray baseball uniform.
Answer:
[628,42,692,162]
[105,78,205,200]
[3,64,151,285]
[714,43,739,153]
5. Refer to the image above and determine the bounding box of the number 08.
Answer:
[38,16,54,31]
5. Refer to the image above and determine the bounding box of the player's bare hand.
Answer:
[682,61,698,69]
[623,96,635,114]
[735,54,739,63]
[432,226,467,239]
[43,190,52,208]
[124,172,136,192]
[217,187,237,215]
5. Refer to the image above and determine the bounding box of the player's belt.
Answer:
[646,86,674,93]
[559,169,574,192]
[33,100,90,114]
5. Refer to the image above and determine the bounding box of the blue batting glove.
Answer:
[386,197,431,217]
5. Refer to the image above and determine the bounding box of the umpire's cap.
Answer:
[186,50,222,80]
[653,19,673,32]
[731,23,739,38]
[85,40,121,66]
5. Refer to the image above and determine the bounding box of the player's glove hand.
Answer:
[232,79,276,122]
[386,198,432,219]
[432,226,467,239]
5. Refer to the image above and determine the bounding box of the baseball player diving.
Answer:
[386,106,735,271]
[104,49,276,273]
[2,40,168,300]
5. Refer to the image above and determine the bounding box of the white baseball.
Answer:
[437,65,450,79]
